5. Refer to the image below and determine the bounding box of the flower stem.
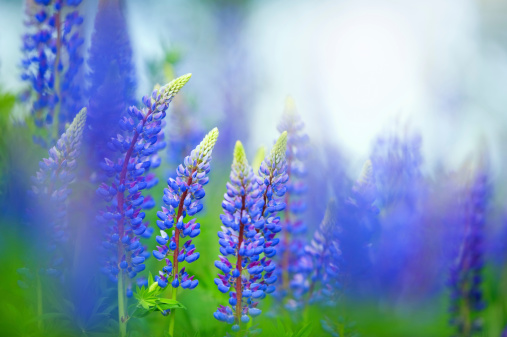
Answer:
[235,194,246,324]
[168,172,195,337]
[168,286,177,336]
[118,271,127,337]
[36,273,43,331]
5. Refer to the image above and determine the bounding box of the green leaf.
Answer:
[293,323,313,337]
[155,298,186,310]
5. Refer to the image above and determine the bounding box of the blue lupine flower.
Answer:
[214,133,288,328]
[370,131,443,300]
[299,200,340,305]
[30,107,87,274]
[275,97,309,300]
[20,0,84,144]
[153,127,219,292]
[335,159,379,297]
[85,0,137,172]
[211,1,253,156]
[448,168,489,336]
[96,74,191,284]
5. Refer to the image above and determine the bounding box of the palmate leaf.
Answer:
[132,273,186,318]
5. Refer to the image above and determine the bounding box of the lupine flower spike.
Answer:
[448,169,489,336]
[153,127,219,336]
[214,133,288,334]
[300,200,340,304]
[95,74,191,337]
[31,107,87,264]
[21,0,84,144]
[28,107,86,329]
[276,97,309,304]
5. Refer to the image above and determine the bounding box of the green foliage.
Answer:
[132,273,187,319]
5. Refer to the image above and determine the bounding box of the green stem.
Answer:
[36,273,43,331]
[168,286,177,336]
[118,271,127,337]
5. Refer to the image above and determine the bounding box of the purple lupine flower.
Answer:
[29,107,87,274]
[153,127,219,290]
[95,75,190,333]
[211,1,253,156]
[448,168,489,336]
[152,126,218,337]
[214,133,288,331]
[85,0,137,172]
[369,131,436,300]
[20,0,84,145]
[275,97,309,300]
[335,159,379,296]
[293,200,340,307]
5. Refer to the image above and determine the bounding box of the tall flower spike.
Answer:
[95,74,191,337]
[153,127,218,336]
[21,0,84,145]
[27,107,86,331]
[214,135,288,333]
[85,0,137,174]
[448,169,489,336]
[302,200,340,304]
[31,107,87,265]
[275,97,310,303]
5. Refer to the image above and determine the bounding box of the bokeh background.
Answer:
[0,0,506,336]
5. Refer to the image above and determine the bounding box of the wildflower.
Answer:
[95,74,191,337]
[85,0,137,170]
[31,107,87,271]
[21,0,84,144]
[448,169,489,336]
[153,127,218,336]
[214,133,288,330]
[275,97,309,300]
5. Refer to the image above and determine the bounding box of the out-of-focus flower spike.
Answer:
[353,159,377,206]
[21,0,84,144]
[30,107,87,272]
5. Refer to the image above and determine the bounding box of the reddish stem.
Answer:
[115,108,152,322]
[172,171,195,279]
[235,194,246,323]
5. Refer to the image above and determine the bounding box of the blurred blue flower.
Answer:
[21,0,84,145]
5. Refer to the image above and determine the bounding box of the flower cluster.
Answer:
[30,107,87,273]
[153,127,219,290]
[334,159,379,296]
[275,97,309,300]
[85,0,137,171]
[448,169,489,336]
[287,200,340,308]
[21,0,84,143]
[96,74,191,283]
[213,132,288,331]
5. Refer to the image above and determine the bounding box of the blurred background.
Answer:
[0,0,506,336]
[1,0,506,171]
